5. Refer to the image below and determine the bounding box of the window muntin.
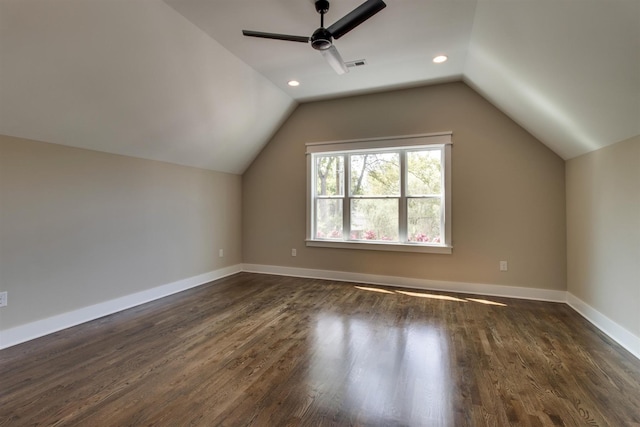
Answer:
[307,133,452,253]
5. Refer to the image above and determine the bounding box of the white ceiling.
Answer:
[164,0,476,101]
[1,0,638,173]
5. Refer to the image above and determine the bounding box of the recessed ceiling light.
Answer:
[288,80,300,87]
[433,55,448,64]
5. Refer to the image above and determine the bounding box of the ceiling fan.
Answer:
[242,0,386,75]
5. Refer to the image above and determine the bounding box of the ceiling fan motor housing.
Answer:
[315,0,330,14]
[311,27,332,50]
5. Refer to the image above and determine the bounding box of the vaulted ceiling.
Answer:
[1,0,638,174]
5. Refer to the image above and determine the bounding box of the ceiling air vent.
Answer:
[345,59,367,68]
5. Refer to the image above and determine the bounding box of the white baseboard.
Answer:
[242,264,567,302]
[0,264,242,350]
[243,264,639,361]
[3,265,638,363]
[566,292,640,360]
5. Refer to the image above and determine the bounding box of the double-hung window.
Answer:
[306,133,452,254]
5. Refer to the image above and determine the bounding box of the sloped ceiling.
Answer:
[0,0,296,174]
[1,0,638,174]
[465,0,640,159]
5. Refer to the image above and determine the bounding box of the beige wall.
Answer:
[243,82,566,291]
[566,135,640,337]
[0,134,242,330]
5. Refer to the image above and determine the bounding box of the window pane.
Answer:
[407,150,442,195]
[407,198,442,243]
[316,199,343,239]
[350,153,400,196]
[350,199,399,241]
[316,155,344,196]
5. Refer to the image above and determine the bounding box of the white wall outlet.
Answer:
[291,248,297,257]
[500,261,508,272]
[219,249,224,258]
[0,291,7,307]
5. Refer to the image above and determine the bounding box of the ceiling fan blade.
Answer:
[326,0,386,40]
[242,30,309,43]
[320,45,349,75]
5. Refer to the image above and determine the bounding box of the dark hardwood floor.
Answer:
[1,273,639,426]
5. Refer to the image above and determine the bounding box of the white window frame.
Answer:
[306,132,452,254]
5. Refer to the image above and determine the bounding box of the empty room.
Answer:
[1,0,639,425]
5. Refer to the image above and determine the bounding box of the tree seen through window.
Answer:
[314,148,443,244]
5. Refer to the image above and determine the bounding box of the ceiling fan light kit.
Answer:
[242,0,386,75]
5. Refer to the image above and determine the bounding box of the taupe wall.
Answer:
[0,134,242,330]
[243,82,567,290]
[566,135,640,337]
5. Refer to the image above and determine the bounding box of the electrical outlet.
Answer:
[500,261,508,272]
[219,249,224,258]
[291,248,297,257]
[0,292,7,307]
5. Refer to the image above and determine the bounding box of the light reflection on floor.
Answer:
[355,285,509,306]
[308,311,453,424]
[353,286,395,294]
[466,298,507,307]
[396,290,467,302]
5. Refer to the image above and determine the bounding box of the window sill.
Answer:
[305,239,452,254]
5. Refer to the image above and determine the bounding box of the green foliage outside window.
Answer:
[314,147,444,244]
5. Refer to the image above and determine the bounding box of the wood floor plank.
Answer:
[1,272,639,426]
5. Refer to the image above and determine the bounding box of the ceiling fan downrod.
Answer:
[312,1,332,50]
